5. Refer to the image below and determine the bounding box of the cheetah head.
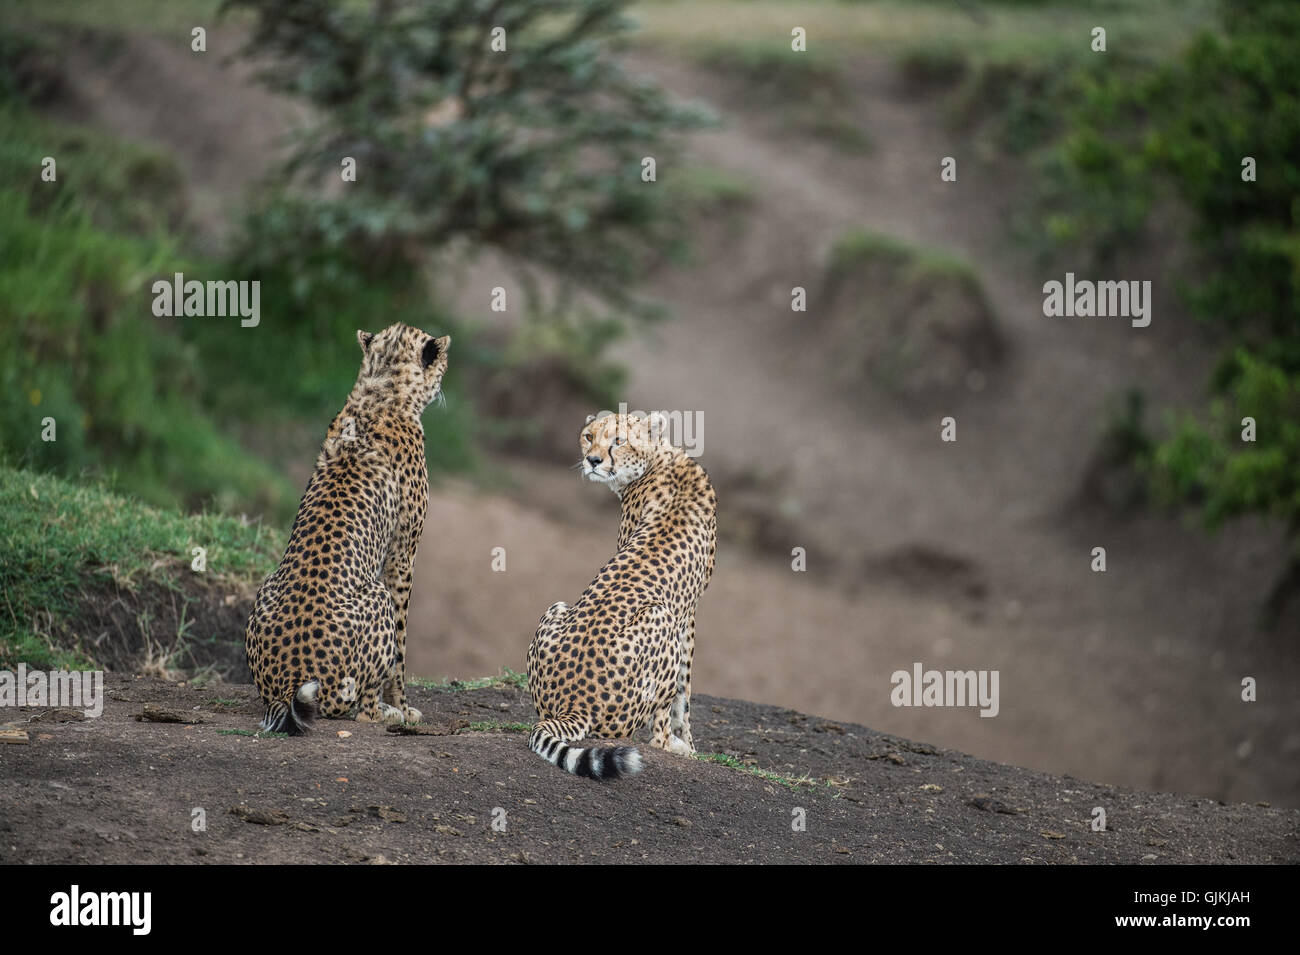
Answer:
[579,411,669,492]
[355,323,451,415]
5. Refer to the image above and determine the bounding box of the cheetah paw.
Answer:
[666,735,695,757]
[402,705,422,724]
[378,702,405,725]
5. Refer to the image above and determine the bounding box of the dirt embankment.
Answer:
[0,676,1294,864]
[40,25,1300,810]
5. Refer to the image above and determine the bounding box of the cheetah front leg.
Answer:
[354,686,406,725]
[670,616,696,751]
[629,604,693,757]
[651,710,694,756]
[380,554,420,724]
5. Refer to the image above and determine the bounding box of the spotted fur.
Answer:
[527,412,717,779]
[244,323,450,734]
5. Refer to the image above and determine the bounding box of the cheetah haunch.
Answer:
[245,323,450,734]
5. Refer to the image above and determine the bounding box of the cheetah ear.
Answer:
[585,413,597,424]
[357,330,374,352]
[647,411,669,441]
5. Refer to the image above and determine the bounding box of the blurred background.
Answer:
[1,0,1296,807]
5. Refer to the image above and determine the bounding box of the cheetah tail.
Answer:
[259,680,320,736]
[529,717,642,780]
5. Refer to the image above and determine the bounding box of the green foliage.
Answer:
[0,105,187,237]
[1,629,94,671]
[0,27,64,105]
[221,0,712,321]
[0,185,296,518]
[700,43,845,101]
[6,0,226,33]
[0,75,306,515]
[0,464,282,666]
[1143,3,1300,572]
[947,57,1079,155]
[187,195,479,476]
[829,230,984,290]
[1024,1,1300,608]
[1154,350,1300,532]
[1144,0,1300,337]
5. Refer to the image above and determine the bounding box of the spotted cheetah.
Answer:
[244,323,450,734]
[527,411,717,779]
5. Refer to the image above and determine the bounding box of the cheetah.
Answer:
[527,411,717,779]
[244,323,450,734]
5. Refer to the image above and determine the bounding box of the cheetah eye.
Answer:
[582,433,591,443]
[612,436,623,447]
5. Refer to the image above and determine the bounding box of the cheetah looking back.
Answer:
[244,323,450,734]
[527,411,717,779]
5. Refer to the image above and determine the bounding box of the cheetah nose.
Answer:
[586,455,602,467]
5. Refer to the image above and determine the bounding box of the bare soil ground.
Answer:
[45,25,1300,812]
[0,675,1293,864]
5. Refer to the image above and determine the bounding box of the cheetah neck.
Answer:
[316,392,425,466]
[618,446,689,512]
[347,367,429,423]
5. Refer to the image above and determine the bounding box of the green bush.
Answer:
[183,193,481,475]
[1033,0,1300,617]
[222,0,712,322]
[0,186,295,517]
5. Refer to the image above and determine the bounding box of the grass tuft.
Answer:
[0,464,281,668]
[409,668,530,693]
[695,751,824,791]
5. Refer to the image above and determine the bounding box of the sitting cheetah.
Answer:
[527,411,717,779]
[244,323,450,734]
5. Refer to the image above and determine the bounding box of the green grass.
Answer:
[0,96,476,524]
[675,44,870,153]
[669,164,756,214]
[6,0,235,33]
[1,629,92,671]
[0,464,281,668]
[0,103,301,520]
[408,668,530,692]
[468,720,532,733]
[829,230,985,291]
[15,0,1215,66]
[631,0,1217,65]
[0,106,188,237]
[691,43,846,98]
[632,1,1215,160]
[694,751,825,791]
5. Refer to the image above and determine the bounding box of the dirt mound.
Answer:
[0,674,1292,864]
[45,572,255,682]
[820,232,1004,398]
[27,27,1300,811]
